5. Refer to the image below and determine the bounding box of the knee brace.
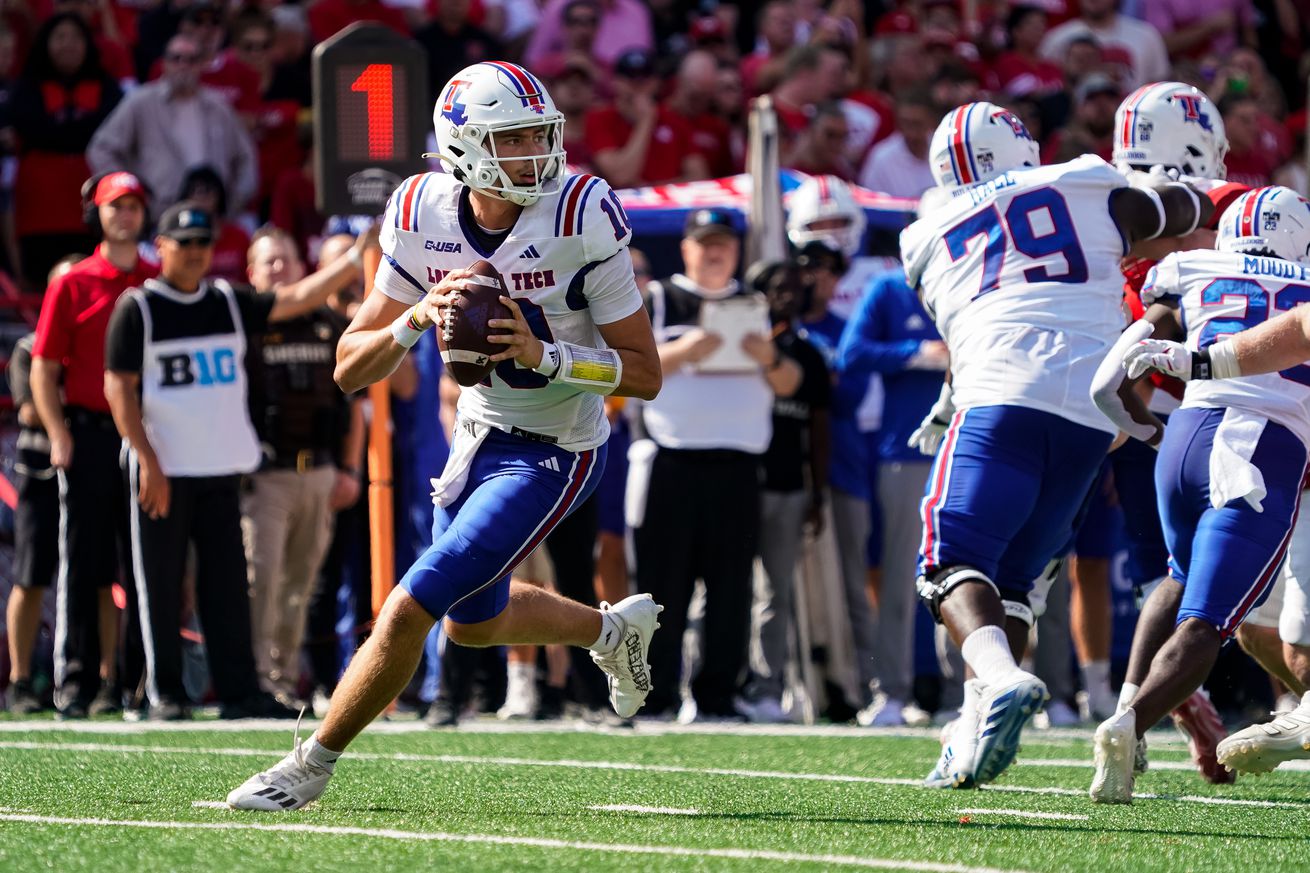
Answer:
[917,564,999,623]
[1003,598,1036,628]
[1022,556,1064,625]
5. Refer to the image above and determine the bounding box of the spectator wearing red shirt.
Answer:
[307,0,410,43]
[31,171,157,719]
[664,50,736,178]
[146,4,262,122]
[993,5,1065,99]
[741,0,797,97]
[584,48,708,188]
[772,45,843,165]
[415,0,504,106]
[1041,73,1121,164]
[46,0,137,85]
[230,12,309,214]
[178,166,250,285]
[1221,92,1283,187]
[9,12,122,288]
[786,101,856,181]
[546,56,599,173]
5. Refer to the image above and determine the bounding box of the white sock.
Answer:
[303,735,340,772]
[960,626,1024,687]
[1081,660,1111,697]
[590,611,622,654]
[1116,682,1139,713]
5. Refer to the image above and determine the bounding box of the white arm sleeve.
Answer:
[1090,320,1159,442]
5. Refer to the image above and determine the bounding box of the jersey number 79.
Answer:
[943,186,1089,300]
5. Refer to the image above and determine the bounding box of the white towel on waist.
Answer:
[1210,408,1268,512]
[430,418,490,507]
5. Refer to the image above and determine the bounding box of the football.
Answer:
[437,260,512,387]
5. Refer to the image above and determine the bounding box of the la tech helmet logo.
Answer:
[441,79,470,126]
[1173,94,1215,132]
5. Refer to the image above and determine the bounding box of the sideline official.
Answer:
[103,202,375,719]
[634,209,802,720]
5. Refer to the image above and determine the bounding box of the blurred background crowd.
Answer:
[1,0,1308,728]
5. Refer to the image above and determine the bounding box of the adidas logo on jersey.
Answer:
[519,245,541,259]
[538,457,561,472]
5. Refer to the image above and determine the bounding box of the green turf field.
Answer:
[0,718,1306,872]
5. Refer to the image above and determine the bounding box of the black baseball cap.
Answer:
[157,200,215,243]
[683,208,737,241]
[615,48,656,79]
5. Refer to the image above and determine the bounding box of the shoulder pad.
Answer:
[554,174,631,263]
[899,219,933,290]
[382,173,450,237]
[1141,253,1180,305]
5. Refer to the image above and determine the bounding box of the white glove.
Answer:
[909,381,955,456]
[908,416,948,455]
[1123,338,1193,380]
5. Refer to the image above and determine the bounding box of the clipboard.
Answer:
[694,294,771,373]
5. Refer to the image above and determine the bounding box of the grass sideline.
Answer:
[0,720,1307,873]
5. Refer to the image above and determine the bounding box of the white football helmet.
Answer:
[430,62,566,206]
[928,102,1040,188]
[787,174,867,259]
[1217,186,1310,264]
[1113,82,1228,180]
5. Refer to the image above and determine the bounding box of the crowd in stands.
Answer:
[1,0,1308,726]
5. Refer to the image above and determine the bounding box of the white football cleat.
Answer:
[1090,708,1136,804]
[923,679,985,789]
[972,672,1048,785]
[591,594,663,718]
[1217,691,1310,774]
[227,738,334,811]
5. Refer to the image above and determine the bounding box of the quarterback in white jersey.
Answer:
[1089,185,1310,801]
[903,101,1209,793]
[228,61,663,812]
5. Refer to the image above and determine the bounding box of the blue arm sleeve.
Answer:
[837,278,922,377]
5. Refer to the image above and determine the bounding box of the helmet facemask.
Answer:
[442,116,566,207]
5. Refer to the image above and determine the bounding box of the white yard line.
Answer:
[2,740,1302,808]
[190,801,229,810]
[0,811,1030,873]
[956,808,1090,821]
[0,718,1191,748]
[587,804,701,815]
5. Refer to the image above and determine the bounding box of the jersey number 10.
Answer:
[943,187,1089,300]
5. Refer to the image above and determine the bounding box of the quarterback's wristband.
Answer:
[390,306,427,349]
[533,342,561,378]
[1193,340,1240,380]
[555,341,622,395]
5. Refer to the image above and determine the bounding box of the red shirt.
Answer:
[149,51,261,114]
[665,105,735,177]
[584,105,694,186]
[33,249,159,412]
[307,0,410,42]
[209,222,253,285]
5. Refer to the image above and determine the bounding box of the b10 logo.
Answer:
[157,348,238,387]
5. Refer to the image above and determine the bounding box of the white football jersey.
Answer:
[1143,250,1310,446]
[901,155,1130,433]
[376,171,643,451]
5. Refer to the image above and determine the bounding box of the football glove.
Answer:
[1123,338,1194,380]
